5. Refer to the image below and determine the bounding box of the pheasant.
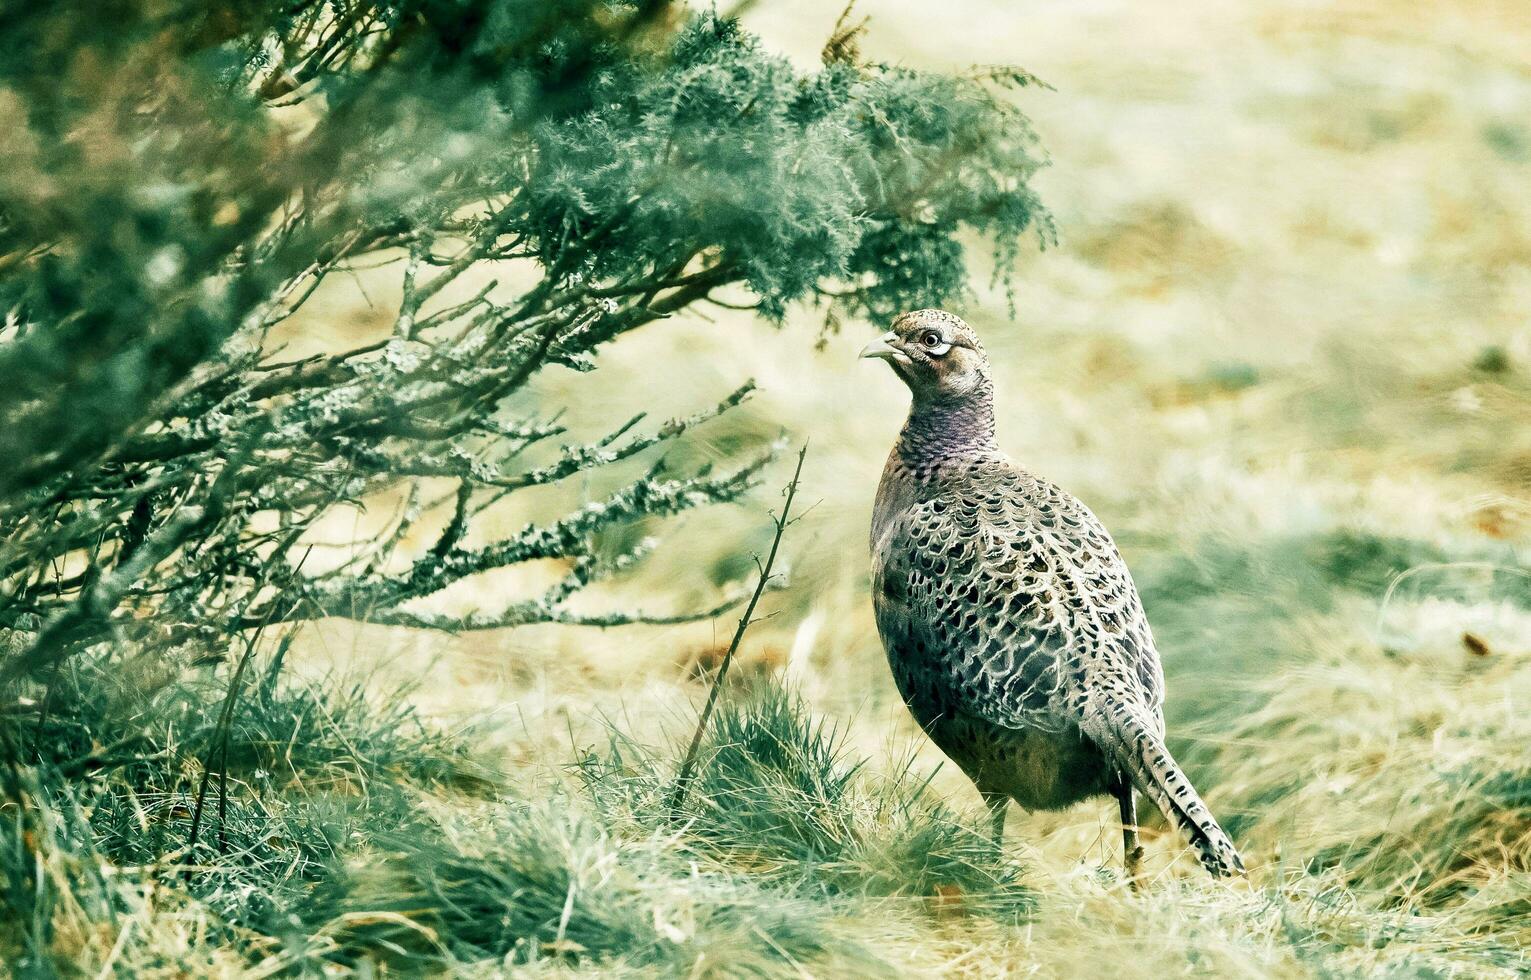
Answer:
[862,309,1243,880]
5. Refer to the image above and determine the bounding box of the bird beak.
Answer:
[859,332,904,363]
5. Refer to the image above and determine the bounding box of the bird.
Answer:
[861,309,1244,881]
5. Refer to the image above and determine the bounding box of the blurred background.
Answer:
[294,0,1531,838]
[7,0,1529,972]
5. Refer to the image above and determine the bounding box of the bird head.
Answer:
[859,309,990,403]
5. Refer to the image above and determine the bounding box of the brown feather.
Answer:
[868,309,1244,877]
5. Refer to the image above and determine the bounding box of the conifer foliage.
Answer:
[0,1,1050,680]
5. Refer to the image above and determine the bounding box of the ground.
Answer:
[288,0,1531,974]
[29,0,1531,975]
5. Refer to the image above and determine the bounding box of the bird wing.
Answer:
[872,455,1164,736]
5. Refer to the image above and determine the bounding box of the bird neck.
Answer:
[897,381,997,466]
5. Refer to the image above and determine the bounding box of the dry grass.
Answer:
[8,0,1531,974]
[278,0,1529,973]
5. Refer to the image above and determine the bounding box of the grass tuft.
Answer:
[582,682,1036,921]
[2,658,1019,975]
[321,799,875,974]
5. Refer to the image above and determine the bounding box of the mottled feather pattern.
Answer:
[866,309,1244,878]
[875,453,1162,737]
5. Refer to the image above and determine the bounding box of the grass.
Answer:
[581,683,1036,919]
[5,590,1531,976]
[316,799,877,974]
[0,649,491,975]
[0,658,1031,975]
[7,0,1531,974]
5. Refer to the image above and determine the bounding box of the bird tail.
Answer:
[1091,700,1245,878]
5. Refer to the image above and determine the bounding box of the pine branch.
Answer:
[0,3,1049,683]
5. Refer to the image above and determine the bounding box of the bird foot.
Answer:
[1125,844,1145,892]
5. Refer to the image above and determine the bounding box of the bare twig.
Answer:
[666,443,808,815]
[187,545,309,858]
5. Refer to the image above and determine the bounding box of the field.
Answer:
[8,0,1531,975]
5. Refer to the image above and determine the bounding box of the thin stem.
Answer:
[186,547,309,860]
[186,624,267,862]
[666,443,808,816]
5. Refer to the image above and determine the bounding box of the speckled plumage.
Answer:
[864,310,1243,878]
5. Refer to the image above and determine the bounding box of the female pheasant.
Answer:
[862,309,1243,879]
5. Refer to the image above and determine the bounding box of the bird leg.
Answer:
[983,791,1008,850]
[1113,773,1144,889]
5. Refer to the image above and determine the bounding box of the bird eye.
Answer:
[916,330,952,357]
